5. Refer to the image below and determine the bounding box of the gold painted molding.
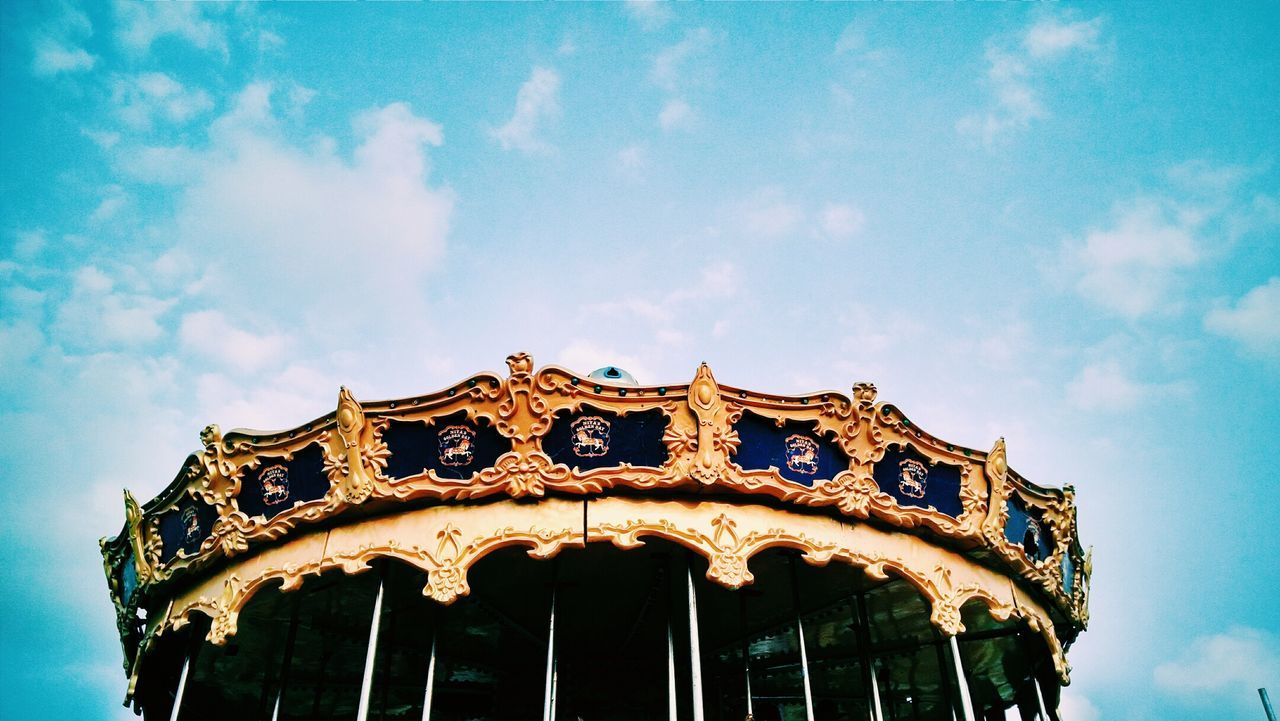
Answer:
[160,497,1072,685]
[105,352,1088,687]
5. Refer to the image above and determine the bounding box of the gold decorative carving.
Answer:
[113,351,1085,675]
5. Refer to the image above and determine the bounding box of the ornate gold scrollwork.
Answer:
[686,364,736,485]
[117,351,1085,672]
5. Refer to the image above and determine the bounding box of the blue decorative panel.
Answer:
[157,494,218,562]
[237,443,329,521]
[872,445,964,518]
[383,411,512,481]
[1062,552,1075,597]
[1003,493,1053,562]
[543,407,669,471]
[120,551,138,607]
[730,411,848,488]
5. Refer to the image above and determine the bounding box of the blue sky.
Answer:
[2,2,1278,719]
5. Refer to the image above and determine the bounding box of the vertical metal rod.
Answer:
[1260,688,1277,721]
[542,588,557,721]
[851,591,880,721]
[271,596,301,721]
[667,622,679,721]
[949,635,977,721]
[687,565,705,721]
[933,635,956,721]
[788,557,815,721]
[168,654,191,721]
[356,579,386,721]
[868,660,884,721]
[740,595,754,720]
[420,634,437,721]
[1033,673,1050,721]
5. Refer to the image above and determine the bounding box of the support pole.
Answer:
[868,660,884,721]
[852,591,881,721]
[356,579,386,721]
[271,597,301,721]
[167,654,190,721]
[949,636,977,721]
[1261,688,1277,721]
[687,565,705,721]
[1033,673,1050,721]
[740,595,754,721]
[420,633,437,721]
[789,557,816,721]
[667,623,679,721]
[543,588,558,721]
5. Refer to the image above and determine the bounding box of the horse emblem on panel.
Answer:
[181,506,201,547]
[438,425,477,467]
[784,434,820,475]
[898,458,929,499]
[260,464,290,506]
[571,416,611,457]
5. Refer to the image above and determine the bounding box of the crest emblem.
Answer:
[260,464,290,506]
[784,435,819,475]
[438,425,476,467]
[897,459,928,499]
[181,506,201,546]
[571,416,611,457]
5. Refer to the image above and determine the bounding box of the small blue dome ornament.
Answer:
[587,366,638,386]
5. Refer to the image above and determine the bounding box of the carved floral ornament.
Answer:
[158,497,1074,685]
[105,352,1088,668]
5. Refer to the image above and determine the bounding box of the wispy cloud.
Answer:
[1155,627,1280,713]
[492,67,561,154]
[958,14,1104,144]
[623,0,673,32]
[650,28,713,94]
[29,5,97,77]
[112,72,214,130]
[113,0,228,58]
[1205,277,1280,359]
[658,98,694,132]
[1063,197,1200,319]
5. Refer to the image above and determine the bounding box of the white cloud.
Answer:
[1066,360,1154,412]
[616,144,647,172]
[623,0,672,31]
[736,188,805,238]
[820,203,866,240]
[1058,691,1100,721]
[51,266,175,349]
[1205,277,1280,358]
[1024,17,1103,59]
[121,84,453,322]
[113,0,228,57]
[1155,627,1280,712]
[1064,198,1200,319]
[492,67,561,154]
[29,5,96,77]
[178,310,290,373]
[112,72,214,130]
[658,98,694,132]
[89,184,127,224]
[651,28,713,93]
[32,38,96,76]
[557,339,657,385]
[834,21,867,55]
[958,14,1103,144]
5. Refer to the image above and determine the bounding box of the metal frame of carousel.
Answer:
[101,353,1091,721]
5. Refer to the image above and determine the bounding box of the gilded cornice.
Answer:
[102,351,1087,686]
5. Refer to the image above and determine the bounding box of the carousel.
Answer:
[101,353,1090,721]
